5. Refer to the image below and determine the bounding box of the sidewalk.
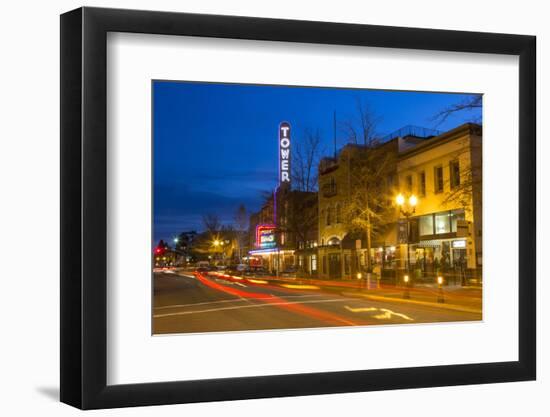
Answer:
[342,285,482,314]
[251,274,482,314]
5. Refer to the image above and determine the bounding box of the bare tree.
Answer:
[432,96,483,212]
[340,99,382,146]
[432,95,482,126]
[340,100,394,272]
[202,213,220,235]
[343,146,396,273]
[291,128,324,192]
[441,131,482,214]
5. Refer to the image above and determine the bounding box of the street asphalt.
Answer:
[152,271,482,334]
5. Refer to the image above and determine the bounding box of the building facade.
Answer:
[316,139,400,280]
[248,185,319,276]
[396,123,482,284]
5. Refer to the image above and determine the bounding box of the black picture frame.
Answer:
[60,6,536,410]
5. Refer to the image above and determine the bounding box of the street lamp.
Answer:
[395,193,418,276]
[172,237,179,266]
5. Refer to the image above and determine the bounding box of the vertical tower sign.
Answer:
[279,122,291,185]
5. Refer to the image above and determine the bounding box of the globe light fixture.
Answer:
[396,193,405,206]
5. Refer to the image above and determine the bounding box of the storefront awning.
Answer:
[416,240,442,248]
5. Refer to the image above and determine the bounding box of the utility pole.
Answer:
[333,110,337,158]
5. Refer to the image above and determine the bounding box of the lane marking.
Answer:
[345,307,378,313]
[377,308,414,321]
[345,306,414,321]
[155,298,356,318]
[154,294,326,310]
[155,298,252,310]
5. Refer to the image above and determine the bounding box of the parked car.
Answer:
[281,266,298,278]
[225,264,247,275]
[245,266,269,277]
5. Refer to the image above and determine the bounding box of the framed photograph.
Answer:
[60,6,536,409]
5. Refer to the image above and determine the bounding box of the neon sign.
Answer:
[279,122,291,185]
[256,224,276,249]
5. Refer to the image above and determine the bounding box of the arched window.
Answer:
[328,237,341,246]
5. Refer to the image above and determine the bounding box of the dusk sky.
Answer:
[153,81,482,243]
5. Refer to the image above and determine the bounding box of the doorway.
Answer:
[328,253,341,279]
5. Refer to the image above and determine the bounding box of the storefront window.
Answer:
[435,212,451,234]
[311,255,317,271]
[419,214,434,236]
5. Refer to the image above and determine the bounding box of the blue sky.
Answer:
[153,81,481,243]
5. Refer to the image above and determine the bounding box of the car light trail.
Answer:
[280,284,320,290]
[247,279,268,284]
[194,272,363,326]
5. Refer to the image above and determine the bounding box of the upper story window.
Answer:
[406,175,413,192]
[450,160,460,189]
[386,174,395,189]
[326,206,333,226]
[322,177,337,198]
[434,165,444,193]
[418,171,426,196]
[335,204,342,223]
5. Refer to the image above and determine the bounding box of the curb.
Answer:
[342,292,482,314]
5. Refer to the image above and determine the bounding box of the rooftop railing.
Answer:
[381,125,442,142]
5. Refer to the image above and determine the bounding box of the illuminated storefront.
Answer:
[396,123,482,284]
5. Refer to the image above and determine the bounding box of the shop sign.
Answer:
[256,224,277,249]
[452,239,467,248]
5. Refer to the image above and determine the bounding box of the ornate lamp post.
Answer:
[395,193,418,275]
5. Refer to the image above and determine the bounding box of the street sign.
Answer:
[279,122,291,185]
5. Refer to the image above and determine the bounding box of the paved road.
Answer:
[153,271,481,334]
